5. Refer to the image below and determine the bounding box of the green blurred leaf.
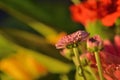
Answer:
[12,44,73,74]
[0,71,14,80]
[38,73,60,80]
[0,33,73,74]
[71,0,80,4]
[115,18,120,35]
[76,66,97,80]
[0,28,73,73]
[0,28,70,62]
[0,2,58,41]
[0,0,78,32]
[0,33,16,59]
[86,21,115,40]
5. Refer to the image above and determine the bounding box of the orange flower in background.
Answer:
[70,0,120,27]
[0,53,48,80]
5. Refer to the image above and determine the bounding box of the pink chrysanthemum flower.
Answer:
[55,30,89,49]
[86,35,120,80]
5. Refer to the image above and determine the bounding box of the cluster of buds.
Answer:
[55,30,104,80]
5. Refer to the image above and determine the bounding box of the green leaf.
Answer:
[38,73,60,80]
[0,34,16,59]
[76,65,97,80]
[0,71,14,80]
[0,2,58,40]
[75,71,84,80]
[0,0,78,33]
[12,44,73,73]
[71,0,80,4]
[0,28,69,62]
[115,18,120,35]
[86,21,115,40]
[0,29,73,73]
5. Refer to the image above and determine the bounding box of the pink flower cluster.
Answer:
[86,35,120,80]
[55,30,120,80]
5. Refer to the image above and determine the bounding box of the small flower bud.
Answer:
[87,35,103,52]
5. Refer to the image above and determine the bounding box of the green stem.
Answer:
[94,52,104,80]
[71,0,80,4]
[73,47,86,80]
[115,18,120,35]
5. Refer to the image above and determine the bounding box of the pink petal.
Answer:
[114,70,120,79]
[114,35,120,56]
[104,40,117,56]
[104,74,113,80]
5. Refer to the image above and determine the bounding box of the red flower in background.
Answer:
[70,0,120,27]
[86,35,120,80]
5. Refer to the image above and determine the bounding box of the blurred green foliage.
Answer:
[0,0,80,33]
[0,0,82,80]
[0,0,99,80]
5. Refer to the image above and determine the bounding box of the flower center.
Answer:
[67,43,79,48]
[89,38,97,42]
